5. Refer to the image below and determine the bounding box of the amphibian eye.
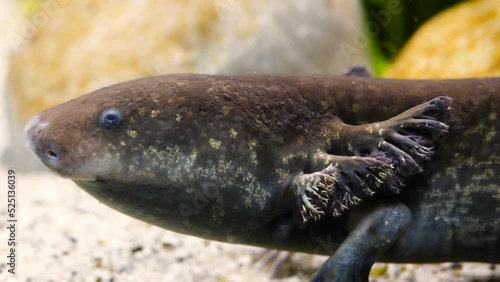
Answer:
[100,108,122,129]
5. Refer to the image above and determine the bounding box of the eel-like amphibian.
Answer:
[25,71,499,281]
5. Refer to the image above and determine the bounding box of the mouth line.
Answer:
[93,176,108,183]
[52,170,99,182]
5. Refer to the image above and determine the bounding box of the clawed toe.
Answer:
[375,96,453,176]
[331,155,399,215]
[429,96,453,109]
[293,152,403,224]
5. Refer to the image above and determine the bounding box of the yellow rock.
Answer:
[384,0,500,79]
[369,263,388,277]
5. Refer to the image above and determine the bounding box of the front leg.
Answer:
[329,96,452,177]
[292,97,451,224]
[294,152,401,224]
[311,202,412,282]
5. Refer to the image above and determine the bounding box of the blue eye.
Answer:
[100,108,122,129]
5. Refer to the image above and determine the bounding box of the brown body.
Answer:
[25,74,499,281]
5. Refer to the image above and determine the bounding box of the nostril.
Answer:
[46,149,59,160]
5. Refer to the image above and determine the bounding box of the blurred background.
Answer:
[0,0,499,281]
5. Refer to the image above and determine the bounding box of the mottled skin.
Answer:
[25,73,499,281]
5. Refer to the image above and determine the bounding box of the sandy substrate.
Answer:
[0,170,497,282]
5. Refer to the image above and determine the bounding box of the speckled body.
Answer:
[25,74,499,266]
[328,77,500,262]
